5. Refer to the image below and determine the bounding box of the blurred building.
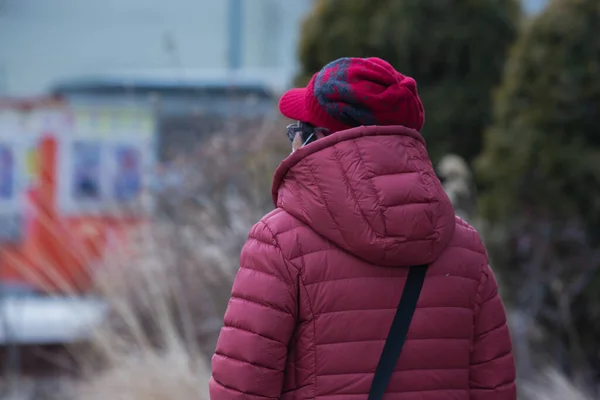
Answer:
[0,0,549,97]
[49,71,281,161]
[0,0,313,96]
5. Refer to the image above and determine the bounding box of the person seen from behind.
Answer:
[209,57,516,400]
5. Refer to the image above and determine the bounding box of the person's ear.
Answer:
[292,131,304,151]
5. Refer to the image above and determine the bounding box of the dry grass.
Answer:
[72,122,595,399]
[71,122,286,399]
[75,226,215,400]
[521,369,595,400]
[0,120,596,399]
[76,347,209,400]
[76,216,597,400]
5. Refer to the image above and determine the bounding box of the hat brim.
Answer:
[278,88,308,122]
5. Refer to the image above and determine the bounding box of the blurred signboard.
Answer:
[0,105,41,243]
[56,101,156,215]
[0,97,156,293]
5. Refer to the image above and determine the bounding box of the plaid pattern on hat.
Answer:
[279,57,425,133]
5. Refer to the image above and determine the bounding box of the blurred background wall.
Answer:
[0,0,313,96]
[8,1,600,400]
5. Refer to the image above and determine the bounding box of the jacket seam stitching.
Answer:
[294,237,317,400]
[473,263,489,316]
[259,219,299,284]
[475,317,506,338]
[212,376,276,399]
[470,260,490,386]
[331,143,380,236]
[296,174,309,224]
[229,294,291,316]
[470,378,514,390]
[350,140,386,231]
[304,156,347,236]
[259,219,303,398]
[222,322,285,344]
[405,141,437,230]
[214,351,282,372]
[238,265,289,285]
[470,349,512,367]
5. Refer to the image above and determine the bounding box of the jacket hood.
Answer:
[272,125,456,267]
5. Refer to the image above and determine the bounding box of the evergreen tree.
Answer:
[476,0,600,381]
[297,0,520,163]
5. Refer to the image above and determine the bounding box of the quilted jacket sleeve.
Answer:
[209,220,299,400]
[469,264,516,400]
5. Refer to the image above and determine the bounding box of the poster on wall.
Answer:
[72,140,102,201]
[22,101,70,189]
[0,102,66,244]
[56,102,156,216]
[0,143,14,199]
[0,139,21,243]
[0,129,29,243]
[112,144,142,202]
[24,142,38,187]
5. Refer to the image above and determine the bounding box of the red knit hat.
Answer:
[279,57,424,133]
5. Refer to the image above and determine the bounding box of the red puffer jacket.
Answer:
[210,125,516,400]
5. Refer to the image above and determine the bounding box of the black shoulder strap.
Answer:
[368,264,428,400]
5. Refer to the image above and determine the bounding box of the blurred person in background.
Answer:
[209,57,516,400]
[436,153,478,222]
